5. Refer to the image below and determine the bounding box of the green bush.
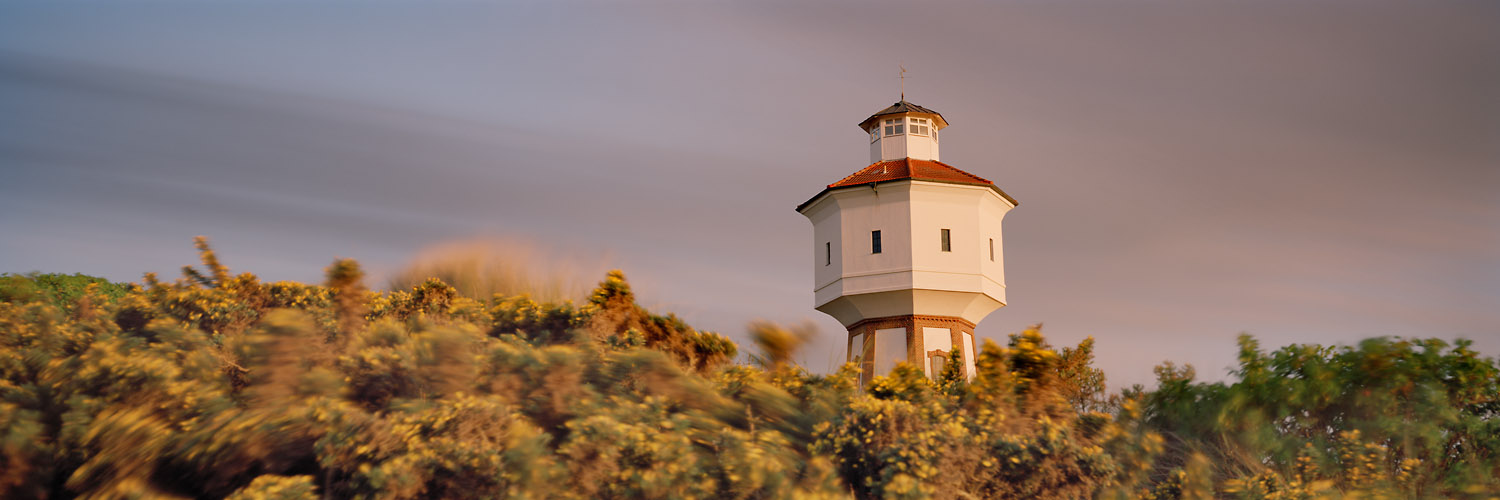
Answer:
[0,239,1495,498]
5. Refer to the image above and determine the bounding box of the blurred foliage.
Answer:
[0,272,129,312]
[1135,335,1500,500]
[386,238,602,304]
[0,238,1497,499]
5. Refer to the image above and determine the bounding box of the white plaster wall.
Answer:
[913,290,1001,324]
[837,185,912,279]
[849,333,864,362]
[806,198,842,294]
[904,134,936,161]
[877,135,907,163]
[963,332,977,378]
[909,182,982,274]
[872,328,906,375]
[808,183,914,309]
[805,179,1014,325]
[930,128,942,161]
[922,327,953,377]
[978,192,1010,296]
[908,181,1012,295]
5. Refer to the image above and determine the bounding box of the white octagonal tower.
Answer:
[796,100,1018,383]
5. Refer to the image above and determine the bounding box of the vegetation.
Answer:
[0,272,129,312]
[385,238,603,304]
[1,238,1496,499]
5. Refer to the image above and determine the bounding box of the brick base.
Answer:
[845,315,976,383]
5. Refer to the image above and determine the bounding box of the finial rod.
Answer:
[899,63,907,100]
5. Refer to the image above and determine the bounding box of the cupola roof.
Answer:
[857,100,949,130]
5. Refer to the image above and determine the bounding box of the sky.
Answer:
[2,0,1497,389]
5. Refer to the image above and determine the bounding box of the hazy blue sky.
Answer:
[2,1,1497,388]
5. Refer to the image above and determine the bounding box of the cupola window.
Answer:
[870,127,880,143]
[910,117,931,136]
[883,119,903,136]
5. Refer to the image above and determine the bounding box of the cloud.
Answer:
[2,0,1496,390]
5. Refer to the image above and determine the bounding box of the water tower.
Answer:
[796,100,1018,382]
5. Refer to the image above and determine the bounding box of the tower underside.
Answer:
[815,288,1004,328]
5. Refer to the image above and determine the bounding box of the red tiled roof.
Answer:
[797,158,1018,212]
[828,158,992,189]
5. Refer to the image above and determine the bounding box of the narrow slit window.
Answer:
[941,229,951,252]
[825,242,831,266]
[988,238,994,261]
[872,230,882,254]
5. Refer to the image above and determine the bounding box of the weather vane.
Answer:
[899,63,907,100]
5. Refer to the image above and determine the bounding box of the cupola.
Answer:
[858,100,950,164]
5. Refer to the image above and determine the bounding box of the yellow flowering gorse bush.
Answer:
[0,238,1496,499]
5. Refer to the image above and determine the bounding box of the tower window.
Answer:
[825,242,831,266]
[989,238,994,261]
[870,127,880,143]
[871,230,882,254]
[929,350,949,379]
[941,229,951,252]
[883,119,903,136]
[910,118,930,136]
